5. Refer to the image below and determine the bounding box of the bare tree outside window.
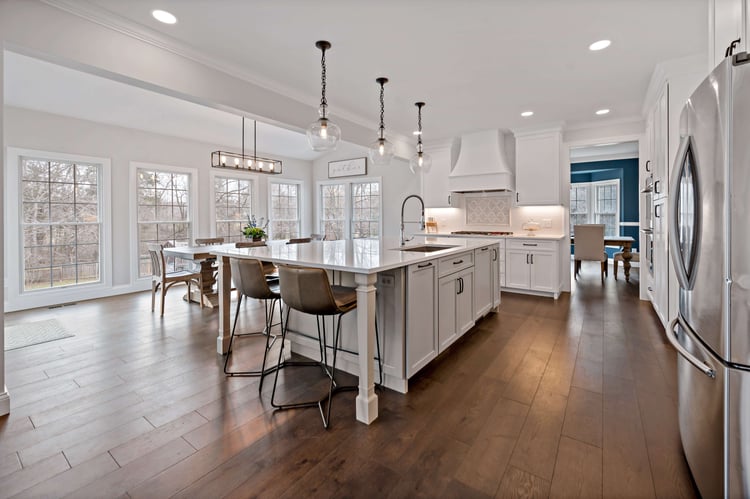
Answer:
[569,180,619,237]
[351,181,380,239]
[137,169,192,277]
[215,177,252,243]
[21,158,101,290]
[320,183,345,240]
[270,182,300,240]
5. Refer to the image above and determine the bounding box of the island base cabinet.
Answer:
[438,267,474,353]
[406,261,438,378]
[474,246,494,318]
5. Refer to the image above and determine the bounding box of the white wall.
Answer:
[312,142,421,240]
[4,106,313,308]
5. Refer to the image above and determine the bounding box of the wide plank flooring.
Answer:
[0,266,699,498]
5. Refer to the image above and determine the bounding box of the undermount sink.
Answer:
[398,244,458,253]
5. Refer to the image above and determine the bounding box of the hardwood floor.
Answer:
[0,266,699,498]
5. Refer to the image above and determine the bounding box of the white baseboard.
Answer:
[5,281,151,312]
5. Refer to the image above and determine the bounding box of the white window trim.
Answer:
[5,147,112,311]
[209,169,260,240]
[570,178,621,235]
[316,177,382,240]
[130,161,199,282]
[267,177,304,240]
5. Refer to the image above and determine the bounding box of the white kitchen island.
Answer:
[211,236,499,425]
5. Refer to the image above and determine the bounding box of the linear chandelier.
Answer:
[211,117,282,175]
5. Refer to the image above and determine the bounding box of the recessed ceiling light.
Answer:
[595,108,610,115]
[521,111,534,117]
[152,9,177,24]
[589,40,611,51]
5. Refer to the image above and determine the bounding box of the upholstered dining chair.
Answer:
[573,224,608,282]
[147,243,202,316]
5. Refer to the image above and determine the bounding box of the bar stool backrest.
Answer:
[230,258,277,300]
[278,265,339,315]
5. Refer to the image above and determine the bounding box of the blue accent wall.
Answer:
[571,158,639,257]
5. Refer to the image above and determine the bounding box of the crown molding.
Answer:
[40,0,381,134]
[641,52,705,115]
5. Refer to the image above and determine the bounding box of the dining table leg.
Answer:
[354,272,378,424]
[622,242,633,282]
[217,256,231,354]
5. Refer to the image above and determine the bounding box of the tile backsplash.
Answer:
[465,196,511,225]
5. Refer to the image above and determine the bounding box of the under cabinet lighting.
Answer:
[152,10,177,24]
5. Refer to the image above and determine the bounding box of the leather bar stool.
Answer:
[224,258,281,393]
[272,265,380,428]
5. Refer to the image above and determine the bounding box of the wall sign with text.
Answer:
[328,157,367,178]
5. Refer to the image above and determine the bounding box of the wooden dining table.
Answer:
[162,246,220,307]
[570,235,636,282]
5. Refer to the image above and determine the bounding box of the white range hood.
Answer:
[448,130,514,193]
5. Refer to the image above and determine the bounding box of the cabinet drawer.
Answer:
[438,251,474,277]
[507,239,557,252]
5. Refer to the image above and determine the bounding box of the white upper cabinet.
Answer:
[514,129,562,206]
[421,146,454,208]
[710,0,745,70]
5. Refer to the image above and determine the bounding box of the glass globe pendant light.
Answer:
[306,40,341,151]
[410,102,432,173]
[368,77,395,166]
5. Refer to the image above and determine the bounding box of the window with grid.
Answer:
[270,182,300,240]
[320,183,346,240]
[351,181,380,239]
[21,158,101,290]
[594,183,618,236]
[137,169,192,277]
[569,180,619,237]
[214,176,252,243]
[569,185,589,236]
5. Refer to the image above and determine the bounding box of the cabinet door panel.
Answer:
[406,263,437,377]
[529,252,556,292]
[652,198,669,326]
[474,247,493,318]
[515,131,561,205]
[438,275,458,353]
[456,270,475,336]
[505,249,530,289]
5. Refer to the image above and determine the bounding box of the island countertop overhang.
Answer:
[210,236,500,274]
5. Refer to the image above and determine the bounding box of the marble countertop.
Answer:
[417,232,567,241]
[210,237,500,274]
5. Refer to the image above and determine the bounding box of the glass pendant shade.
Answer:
[368,137,395,165]
[307,114,341,152]
[409,151,432,174]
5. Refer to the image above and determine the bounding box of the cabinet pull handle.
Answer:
[492,249,498,261]
[531,254,534,264]
[481,247,489,251]
[526,254,529,264]
[516,192,519,203]
[645,160,651,172]
[654,180,661,194]
[448,195,451,205]
[453,259,464,265]
[655,205,662,218]
[417,262,432,268]
[460,277,464,294]
[522,243,538,246]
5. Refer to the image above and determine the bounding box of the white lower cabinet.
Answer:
[503,239,560,297]
[474,246,493,318]
[438,267,474,352]
[406,261,438,378]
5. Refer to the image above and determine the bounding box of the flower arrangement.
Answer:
[242,215,268,240]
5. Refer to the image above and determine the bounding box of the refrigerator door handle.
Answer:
[669,135,699,290]
[668,316,716,378]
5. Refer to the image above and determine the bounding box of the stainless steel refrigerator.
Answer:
[668,53,750,498]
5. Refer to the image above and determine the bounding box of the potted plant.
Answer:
[242,215,268,241]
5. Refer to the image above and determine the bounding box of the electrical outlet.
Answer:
[379,274,395,287]
[542,218,552,228]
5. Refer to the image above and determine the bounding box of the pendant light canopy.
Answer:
[410,102,432,173]
[368,77,395,166]
[306,40,341,152]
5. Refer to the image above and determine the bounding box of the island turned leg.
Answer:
[623,242,633,282]
[217,256,231,354]
[354,272,378,424]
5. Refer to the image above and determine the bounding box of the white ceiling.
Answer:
[69,0,707,141]
[3,52,321,160]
